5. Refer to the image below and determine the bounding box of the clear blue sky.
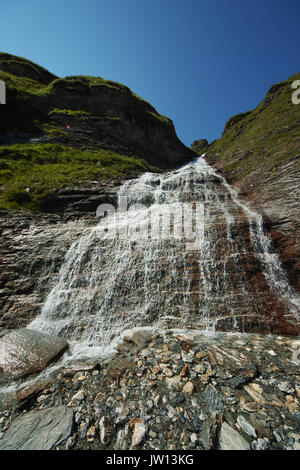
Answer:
[1,0,299,146]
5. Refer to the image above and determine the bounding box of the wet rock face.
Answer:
[26,160,300,341]
[234,168,300,293]
[0,328,68,379]
[201,74,300,293]
[1,158,299,338]
[0,213,95,329]
[1,329,299,450]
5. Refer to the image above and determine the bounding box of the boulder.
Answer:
[130,418,146,449]
[207,345,257,379]
[122,328,154,349]
[0,406,73,450]
[0,328,68,379]
[200,413,222,450]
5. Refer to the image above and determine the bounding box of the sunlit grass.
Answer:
[0,144,160,212]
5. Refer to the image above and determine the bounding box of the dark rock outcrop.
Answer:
[0,52,195,169]
[0,180,122,329]
[191,139,209,154]
[0,213,83,329]
[1,154,298,336]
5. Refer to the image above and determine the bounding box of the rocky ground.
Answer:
[0,327,300,450]
[0,52,195,170]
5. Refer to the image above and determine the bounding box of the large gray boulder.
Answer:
[0,406,73,450]
[0,328,68,378]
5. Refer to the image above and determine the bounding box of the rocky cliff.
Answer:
[192,73,300,292]
[1,62,300,452]
[0,52,194,170]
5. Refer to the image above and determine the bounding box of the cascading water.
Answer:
[29,157,300,356]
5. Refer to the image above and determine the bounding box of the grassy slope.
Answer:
[205,73,300,179]
[0,68,170,133]
[0,55,167,212]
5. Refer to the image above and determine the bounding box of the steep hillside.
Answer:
[192,73,300,291]
[0,53,194,211]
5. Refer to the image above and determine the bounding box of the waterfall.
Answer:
[29,157,300,355]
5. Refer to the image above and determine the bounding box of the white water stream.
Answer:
[28,157,300,358]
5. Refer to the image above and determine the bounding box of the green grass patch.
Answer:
[0,143,160,212]
[148,111,170,123]
[205,72,300,179]
[48,108,91,117]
